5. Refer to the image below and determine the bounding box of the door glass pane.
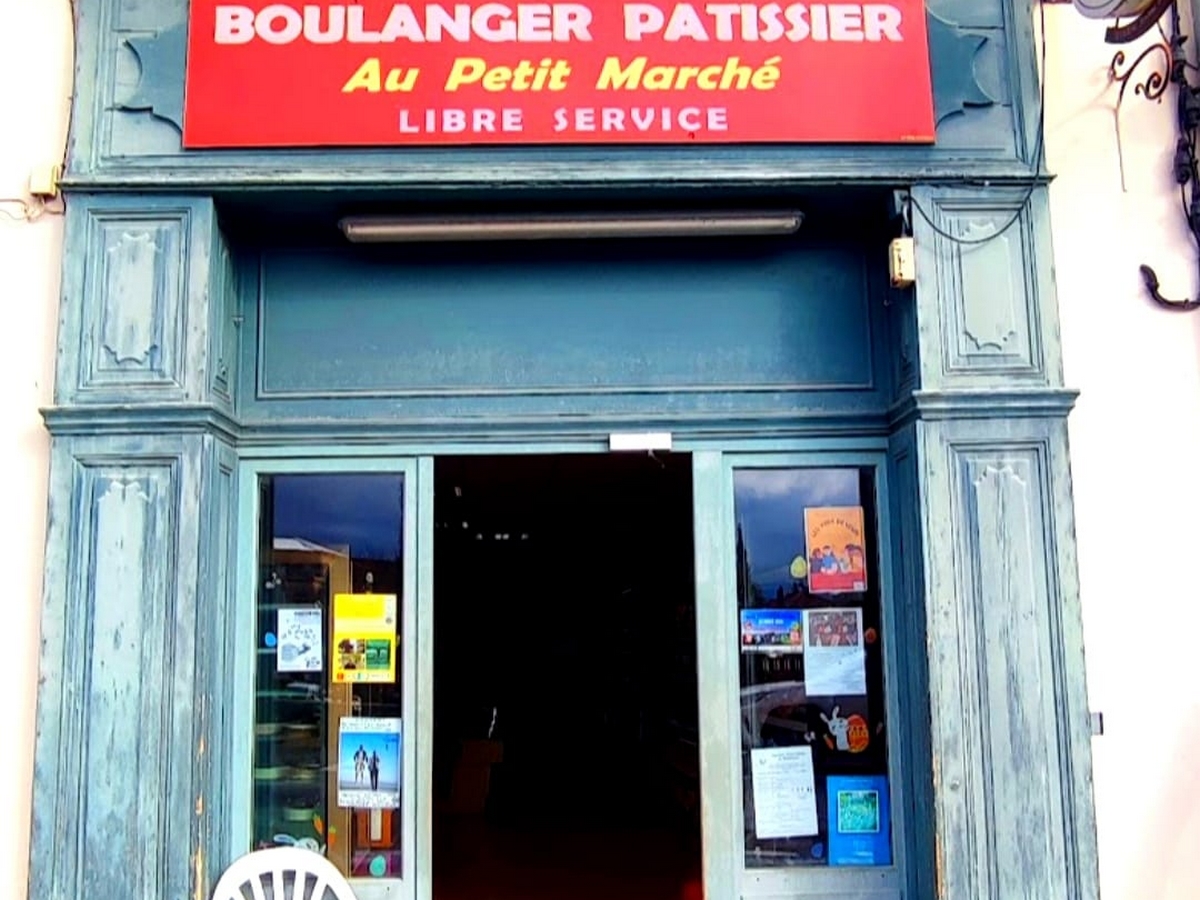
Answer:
[734,468,892,869]
[252,473,406,880]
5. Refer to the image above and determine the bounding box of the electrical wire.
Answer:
[0,1,74,226]
[0,197,62,223]
[904,0,1050,246]
[0,199,42,222]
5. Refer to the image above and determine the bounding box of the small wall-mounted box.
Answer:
[889,237,915,289]
[28,165,61,200]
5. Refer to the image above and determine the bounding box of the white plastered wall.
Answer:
[0,4,72,900]
[1044,6,1200,899]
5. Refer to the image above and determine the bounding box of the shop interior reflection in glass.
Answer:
[734,468,892,868]
[252,474,406,880]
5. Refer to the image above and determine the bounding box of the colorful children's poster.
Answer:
[333,593,398,684]
[338,717,402,809]
[740,609,804,653]
[802,608,867,697]
[276,607,323,673]
[826,775,892,866]
[749,745,819,840]
[804,507,868,594]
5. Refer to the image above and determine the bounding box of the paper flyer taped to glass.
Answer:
[338,716,402,809]
[750,745,819,840]
[804,506,867,594]
[802,607,867,696]
[333,593,398,683]
[740,609,804,653]
[276,607,323,673]
[827,774,892,866]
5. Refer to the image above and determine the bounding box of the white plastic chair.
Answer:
[212,847,359,900]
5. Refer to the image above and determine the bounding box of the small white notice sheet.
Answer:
[802,607,867,697]
[750,745,819,839]
[276,607,323,673]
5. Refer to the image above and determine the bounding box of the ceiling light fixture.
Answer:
[339,210,804,243]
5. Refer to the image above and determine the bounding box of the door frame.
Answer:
[232,456,423,900]
[233,437,904,900]
[696,448,906,900]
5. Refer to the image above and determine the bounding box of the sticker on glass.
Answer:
[338,716,402,809]
[818,705,871,753]
[804,506,867,594]
[276,607,322,673]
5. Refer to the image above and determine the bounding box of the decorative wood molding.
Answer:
[56,196,236,414]
[910,185,1061,389]
[928,12,998,126]
[915,421,1099,900]
[29,436,240,900]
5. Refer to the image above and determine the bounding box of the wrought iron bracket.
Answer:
[1107,1,1200,311]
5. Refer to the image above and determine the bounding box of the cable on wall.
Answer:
[0,197,62,223]
[902,0,1049,247]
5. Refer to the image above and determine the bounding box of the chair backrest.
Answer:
[212,847,359,900]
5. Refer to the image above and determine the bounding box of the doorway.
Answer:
[431,453,702,900]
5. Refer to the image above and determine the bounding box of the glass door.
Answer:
[692,450,905,900]
[236,449,905,900]
[235,458,429,900]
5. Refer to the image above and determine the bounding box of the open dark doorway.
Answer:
[432,453,701,900]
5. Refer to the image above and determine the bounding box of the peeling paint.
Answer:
[934,829,945,898]
[932,750,944,897]
[192,845,205,900]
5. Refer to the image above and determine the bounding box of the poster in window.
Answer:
[802,608,867,697]
[826,775,892,866]
[276,607,323,673]
[333,593,398,684]
[337,717,402,809]
[804,506,867,594]
[740,609,804,653]
[749,745,819,840]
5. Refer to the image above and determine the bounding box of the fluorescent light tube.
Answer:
[339,211,803,243]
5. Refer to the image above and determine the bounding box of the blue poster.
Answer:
[826,775,891,866]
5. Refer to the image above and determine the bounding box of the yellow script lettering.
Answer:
[596,56,647,90]
[445,57,488,90]
[595,55,783,91]
[342,57,382,92]
[385,68,420,91]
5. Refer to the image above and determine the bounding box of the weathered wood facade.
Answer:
[29,2,1100,898]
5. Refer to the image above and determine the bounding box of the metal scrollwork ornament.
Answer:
[1108,1,1200,311]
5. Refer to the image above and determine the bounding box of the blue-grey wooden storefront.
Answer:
[29,1,1100,899]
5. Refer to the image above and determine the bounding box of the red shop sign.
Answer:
[183,2,936,148]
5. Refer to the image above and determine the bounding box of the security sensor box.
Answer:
[889,237,915,289]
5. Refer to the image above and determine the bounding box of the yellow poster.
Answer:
[332,593,398,684]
